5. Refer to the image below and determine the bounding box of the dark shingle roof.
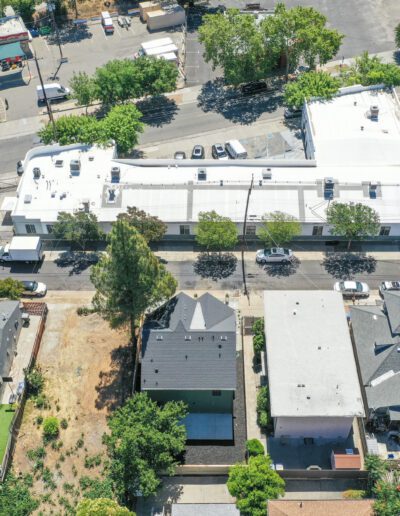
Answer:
[141,293,236,390]
[383,290,400,334]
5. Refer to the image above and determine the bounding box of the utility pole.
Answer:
[241,174,254,301]
[47,2,63,59]
[34,54,56,139]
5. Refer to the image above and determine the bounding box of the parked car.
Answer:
[379,280,400,296]
[211,143,229,160]
[333,280,370,298]
[16,161,24,176]
[256,247,294,264]
[125,16,131,27]
[241,80,268,95]
[191,145,204,159]
[29,27,40,37]
[117,16,125,27]
[1,60,10,72]
[21,280,47,297]
[174,151,186,159]
[284,107,302,119]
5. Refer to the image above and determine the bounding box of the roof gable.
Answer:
[383,291,400,334]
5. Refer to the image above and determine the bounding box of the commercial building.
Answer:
[0,15,30,59]
[141,292,237,441]
[264,291,364,439]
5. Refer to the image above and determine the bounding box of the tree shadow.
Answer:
[197,78,283,125]
[322,252,377,280]
[193,252,237,281]
[263,257,300,278]
[136,95,179,127]
[46,24,93,46]
[187,5,225,34]
[55,250,99,275]
[95,344,133,412]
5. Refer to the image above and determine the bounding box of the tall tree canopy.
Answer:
[117,207,167,243]
[326,202,380,250]
[53,212,104,249]
[69,71,97,113]
[284,71,340,108]
[343,51,400,87]
[0,278,24,300]
[90,220,177,338]
[258,211,301,247]
[196,210,238,253]
[104,393,187,503]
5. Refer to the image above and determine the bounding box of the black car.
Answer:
[17,161,24,176]
[241,81,268,95]
[191,145,204,159]
[1,60,10,72]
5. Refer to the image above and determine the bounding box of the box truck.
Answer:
[143,43,178,57]
[36,83,70,102]
[139,37,173,55]
[101,11,114,33]
[0,237,44,263]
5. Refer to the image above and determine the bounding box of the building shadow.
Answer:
[263,257,300,278]
[136,95,179,127]
[322,252,377,280]
[193,252,237,280]
[95,343,134,412]
[197,78,283,124]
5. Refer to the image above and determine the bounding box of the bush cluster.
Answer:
[252,318,265,356]
[257,386,270,430]
[246,439,265,458]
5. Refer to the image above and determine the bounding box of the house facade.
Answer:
[141,292,237,440]
[0,300,22,397]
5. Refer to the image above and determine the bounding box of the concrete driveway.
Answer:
[207,0,400,60]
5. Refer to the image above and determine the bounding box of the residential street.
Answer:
[2,254,400,292]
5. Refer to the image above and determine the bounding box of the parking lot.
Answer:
[1,15,184,122]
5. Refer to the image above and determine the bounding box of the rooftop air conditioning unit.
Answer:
[111,167,120,183]
[324,177,335,200]
[262,169,272,180]
[370,105,379,120]
[197,168,207,181]
[70,159,81,175]
[369,181,378,199]
[55,160,63,168]
[33,167,41,179]
[24,194,32,204]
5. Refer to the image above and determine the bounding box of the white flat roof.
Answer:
[12,143,400,225]
[9,236,40,250]
[0,16,27,37]
[306,86,400,165]
[264,291,365,418]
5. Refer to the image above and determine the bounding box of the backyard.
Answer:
[0,404,16,464]
[11,292,133,514]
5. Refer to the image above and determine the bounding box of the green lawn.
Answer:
[0,405,16,463]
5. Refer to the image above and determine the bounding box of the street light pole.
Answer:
[47,2,63,59]
[34,53,56,139]
[241,174,254,302]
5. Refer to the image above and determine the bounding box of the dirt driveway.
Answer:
[12,292,132,514]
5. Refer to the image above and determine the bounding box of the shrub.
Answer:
[27,446,46,461]
[76,437,84,449]
[77,306,93,316]
[43,417,59,440]
[25,367,45,396]
[253,333,265,355]
[60,418,68,429]
[36,415,43,425]
[257,386,269,430]
[252,318,264,336]
[35,394,49,409]
[84,454,102,469]
[246,439,265,457]
[79,476,114,500]
[342,489,366,499]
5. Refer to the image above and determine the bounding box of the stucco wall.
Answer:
[274,416,354,439]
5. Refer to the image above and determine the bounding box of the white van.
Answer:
[101,11,114,33]
[225,139,248,159]
[143,44,178,57]
[36,83,70,102]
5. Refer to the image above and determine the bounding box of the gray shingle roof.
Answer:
[350,298,400,413]
[383,291,400,334]
[141,293,236,390]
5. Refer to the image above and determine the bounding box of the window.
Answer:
[180,225,190,235]
[212,390,221,396]
[246,224,256,236]
[46,225,54,234]
[312,225,323,236]
[380,226,391,236]
[25,224,36,234]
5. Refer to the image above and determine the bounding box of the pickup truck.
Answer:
[0,236,44,263]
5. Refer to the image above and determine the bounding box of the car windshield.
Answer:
[356,282,363,292]
[22,281,38,290]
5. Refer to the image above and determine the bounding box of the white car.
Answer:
[256,247,294,264]
[379,281,400,296]
[21,280,47,297]
[333,280,369,298]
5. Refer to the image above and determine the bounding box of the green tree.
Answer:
[198,9,278,85]
[373,478,400,516]
[101,104,144,154]
[43,417,59,440]
[0,278,24,300]
[365,454,387,496]
[396,23,400,48]
[262,3,343,79]
[246,439,265,458]
[284,71,340,109]
[69,72,97,113]
[7,0,35,22]
[91,220,177,340]
[326,202,380,250]
[53,212,104,250]
[227,455,285,516]
[253,334,265,355]
[0,473,39,515]
[252,318,264,336]
[117,207,167,243]
[104,392,187,504]
[76,498,134,515]
[258,211,301,247]
[343,51,400,87]
[131,56,179,97]
[38,114,103,146]
[196,211,238,253]
[79,477,115,500]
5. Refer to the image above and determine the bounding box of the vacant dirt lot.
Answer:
[12,292,132,514]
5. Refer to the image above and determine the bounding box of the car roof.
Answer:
[343,281,357,289]
[384,281,400,289]
[21,280,35,288]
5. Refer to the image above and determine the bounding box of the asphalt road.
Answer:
[1,256,399,292]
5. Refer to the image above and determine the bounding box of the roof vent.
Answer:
[60,192,67,200]
[185,335,191,341]
[369,181,378,199]
[70,159,81,175]
[262,169,272,180]
[107,189,116,203]
[370,105,379,120]
[324,177,335,200]
[55,160,63,167]
[33,167,41,179]
[24,194,32,204]
[220,180,223,187]
[111,167,120,183]
[198,168,207,181]
[156,335,163,341]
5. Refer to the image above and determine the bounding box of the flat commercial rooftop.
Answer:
[264,291,365,418]
[11,143,400,226]
[306,87,400,165]
[0,16,28,39]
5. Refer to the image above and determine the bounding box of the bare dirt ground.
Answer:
[68,0,137,20]
[12,292,133,515]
